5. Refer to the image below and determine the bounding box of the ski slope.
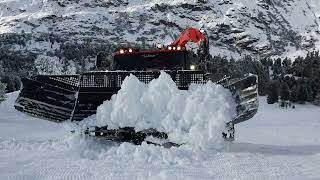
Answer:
[0,92,320,180]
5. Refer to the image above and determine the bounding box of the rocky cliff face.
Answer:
[0,0,320,74]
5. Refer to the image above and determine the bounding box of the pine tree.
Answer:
[314,94,320,106]
[0,82,6,102]
[273,58,282,76]
[305,83,314,102]
[267,81,279,104]
[290,85,297,102]
[296,84,308,104]
[2,75,15,93]
[13,76,21,91]
[280,82,290,101]
[282,57,291,74]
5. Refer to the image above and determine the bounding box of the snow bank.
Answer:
[96,72,235,149]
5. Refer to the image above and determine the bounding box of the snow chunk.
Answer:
[96,72,235,148]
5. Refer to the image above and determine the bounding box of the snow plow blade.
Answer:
[219,74,259,124]
[14,75,80,122]
[14,71,258,125]
[15,71,205,122]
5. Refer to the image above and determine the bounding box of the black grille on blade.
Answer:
[15,71,206,122]
[79,71,205,88]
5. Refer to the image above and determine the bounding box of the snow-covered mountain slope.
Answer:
[309,0,320,17]
[0,93,320,180]
[0,0,319,59]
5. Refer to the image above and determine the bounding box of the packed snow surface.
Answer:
[0,93,320,179]
[96,72,235,148]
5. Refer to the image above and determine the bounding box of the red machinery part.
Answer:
[170,27,208,48]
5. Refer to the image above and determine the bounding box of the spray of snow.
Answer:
[96,72,235,149]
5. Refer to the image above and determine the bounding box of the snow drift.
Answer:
[96,72,235,148]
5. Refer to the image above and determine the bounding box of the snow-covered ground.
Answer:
[0,92,320,180]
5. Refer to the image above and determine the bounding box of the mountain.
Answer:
[0,0,320,75]
[309,0,320,17]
